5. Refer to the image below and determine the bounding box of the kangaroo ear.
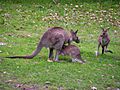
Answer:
[106,27,110,31]
[104,27,109,32]
[75,30,78,34]
[70,29,73,32]
[101,27,104,31]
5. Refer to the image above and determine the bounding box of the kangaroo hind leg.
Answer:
[47,48,54,62]
[102,46,105,54]
[54,50,60,62]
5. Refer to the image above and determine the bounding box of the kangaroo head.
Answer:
[70,30,80,43]
[101,28,109,37]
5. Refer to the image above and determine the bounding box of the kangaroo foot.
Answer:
[53,59,60,62]
[105,50,113,53]
[47,59,54,62]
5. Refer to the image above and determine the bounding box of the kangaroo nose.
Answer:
[76,37,80,43]
[103,33,105,35]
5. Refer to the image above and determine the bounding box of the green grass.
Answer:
[0,0,120,90]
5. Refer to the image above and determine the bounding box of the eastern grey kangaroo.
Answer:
[59,45,85,64]
[6,27,80,62]
[96,28,113,56]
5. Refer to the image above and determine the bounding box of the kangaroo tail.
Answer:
[6,55,34,59]
[6,41,43,59]
[105,50,113,53]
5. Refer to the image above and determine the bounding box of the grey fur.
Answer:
[59,45,85,64]
[6,27,80,61]
[97,28,113,55]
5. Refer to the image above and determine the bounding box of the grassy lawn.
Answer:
[0,0,120,90]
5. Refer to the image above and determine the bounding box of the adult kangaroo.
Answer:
[6,27,80,62]
[96,28,113,56]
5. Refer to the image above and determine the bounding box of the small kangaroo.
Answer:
[6,27,80,62]
[96,28,113,56]
[59,45,85,64]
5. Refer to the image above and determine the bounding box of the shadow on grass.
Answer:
[81,50,120,63]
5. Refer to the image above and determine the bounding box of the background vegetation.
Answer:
[0,0,120,89]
